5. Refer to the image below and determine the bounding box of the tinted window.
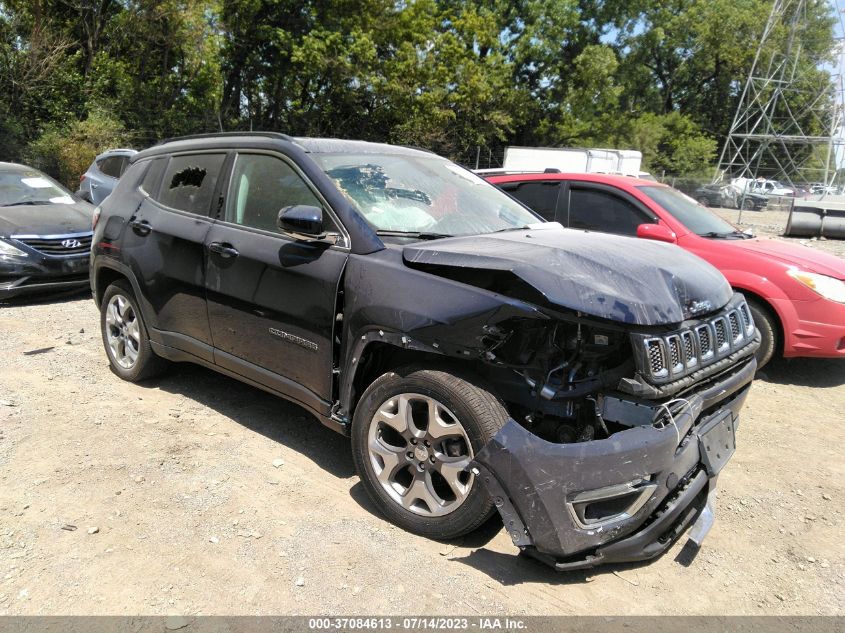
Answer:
[507,181,560,221]
[567,187,649,236]
[226,154,323,233]
[157,153,226,215]
[638,186,737,236]
[97,155,125,178]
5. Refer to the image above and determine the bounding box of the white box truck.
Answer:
[500,146,649,178]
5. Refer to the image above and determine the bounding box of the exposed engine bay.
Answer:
[477,316,635,444]
[455,292,757,448]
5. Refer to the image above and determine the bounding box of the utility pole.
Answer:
[715,0,845,190]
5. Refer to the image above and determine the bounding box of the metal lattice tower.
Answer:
[716,0,845,188]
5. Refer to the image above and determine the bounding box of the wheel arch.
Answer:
[92,260,160,333]
[94,265,128,307]
[341,334,474,422]
[730,285,784,355]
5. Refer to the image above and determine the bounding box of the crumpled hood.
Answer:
[728,237,845,280]
[403,226,733,326]
[0,201,94,237]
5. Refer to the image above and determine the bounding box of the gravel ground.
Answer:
[0,227,843,615]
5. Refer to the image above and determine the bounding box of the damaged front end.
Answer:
[342,230,760,570]
[464,293,759,570]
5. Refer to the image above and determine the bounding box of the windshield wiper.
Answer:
[0,200,54,207]
[491,225,531,233]
[375,230,453,240]
[698,230,746,239]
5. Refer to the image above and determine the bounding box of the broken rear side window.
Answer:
[156,153,226,215]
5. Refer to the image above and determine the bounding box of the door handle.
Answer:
[129,219,152,236]
[207,242,239,258]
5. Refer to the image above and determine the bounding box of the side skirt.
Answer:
[149,339,347,436]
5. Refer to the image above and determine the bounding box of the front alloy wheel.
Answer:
[352,366,509,540]
[368,393,474,517]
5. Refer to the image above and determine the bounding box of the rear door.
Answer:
[204,151,349,408]
[121,151,228,361]
[560,182,657,236]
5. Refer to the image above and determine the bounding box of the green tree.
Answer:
[25,109,127,187]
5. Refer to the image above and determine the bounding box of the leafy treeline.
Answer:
[0,0,835,183]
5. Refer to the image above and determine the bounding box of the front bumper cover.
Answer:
[0,253,90,299]
[471,355,756,571]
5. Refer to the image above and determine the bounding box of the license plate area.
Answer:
[697,411,736,476]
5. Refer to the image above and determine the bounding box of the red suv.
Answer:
[487,172,845,367]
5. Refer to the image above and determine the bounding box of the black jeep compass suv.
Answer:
[90,132,759,570]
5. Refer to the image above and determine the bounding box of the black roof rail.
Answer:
[157,131,294,145]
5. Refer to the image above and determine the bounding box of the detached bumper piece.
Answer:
[471,357,755,571]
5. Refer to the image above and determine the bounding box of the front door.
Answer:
[205,152,348,408]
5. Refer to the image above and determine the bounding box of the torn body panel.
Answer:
[471,357,755,570]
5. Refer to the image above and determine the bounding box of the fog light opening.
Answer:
[567,478,657,529]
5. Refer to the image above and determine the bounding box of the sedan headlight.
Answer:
[0,239,28,262]
[787,269,845,303]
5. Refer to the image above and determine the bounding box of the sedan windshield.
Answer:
[311,153,541,237]
[638,185,744,238]
[0,170,75,207]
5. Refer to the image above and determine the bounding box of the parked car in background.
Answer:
[487,172,845,367]
[694,184,768,211]
[731,178,794,197]
[809,183,837,196]
[77,148,137,205]
[0,162,94,299]
[90,132,758,570]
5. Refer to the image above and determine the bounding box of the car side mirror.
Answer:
[636,223,677,244]
[277,205,336,243]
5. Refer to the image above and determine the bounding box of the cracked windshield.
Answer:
[312,153,540,237]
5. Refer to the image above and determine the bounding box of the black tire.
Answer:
[351,365,509,540]
[741,197,756,211]
[697,196,710,207]
[100,280,168,381]
[748,298,778,369]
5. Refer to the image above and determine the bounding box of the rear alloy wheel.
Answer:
[697,196,710,207]
[100,280,167,381]
[741,197,756,211]
[352,366,508,539]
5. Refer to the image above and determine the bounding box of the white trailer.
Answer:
[501,146,647,177]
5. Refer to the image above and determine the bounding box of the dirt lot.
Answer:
[714,206,845,259]
[1,225,844,616]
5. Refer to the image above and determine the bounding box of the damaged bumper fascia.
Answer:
[470,356,756,571]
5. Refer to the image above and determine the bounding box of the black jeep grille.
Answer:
[633,295,757,385]
[16,233,92,256]
[714,319,728,350]
[647,340,665,376]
